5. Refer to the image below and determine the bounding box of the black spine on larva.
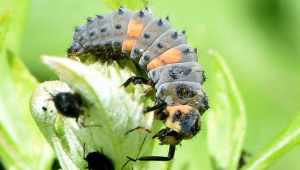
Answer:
[67,7,209,119]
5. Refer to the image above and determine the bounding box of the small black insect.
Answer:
[44,89,83,122]
[0,159,6,170]
[45,89,102,127]
[85,152,114,170]
[52,92,83,121]
[51,158,61,170]
[83,145,114,170]
[238,150,251,170]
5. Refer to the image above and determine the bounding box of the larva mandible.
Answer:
[68,7,209,162]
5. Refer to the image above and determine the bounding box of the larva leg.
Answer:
[125,126,152,135]
[143,102,167,113]
[122,76,153,87]
[127,144,176,161]
[143,87,155,97]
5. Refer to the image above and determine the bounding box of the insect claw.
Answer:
[87,17,92,23]
[126,156,137,161]
[125,126,151,136]
[152,134,158,139]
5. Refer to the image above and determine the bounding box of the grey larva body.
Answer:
[110,8,133,45]
[138,29,187,68]
[156,81,208,112]
[148,62,205,89]
[130,18,171,60]
[68,7,209,152]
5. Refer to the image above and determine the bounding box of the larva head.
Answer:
[154,105,201,145]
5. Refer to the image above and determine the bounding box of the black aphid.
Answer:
[83,145,114,170]
[52,92,83,120]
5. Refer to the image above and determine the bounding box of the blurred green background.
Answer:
[3,0,300,169]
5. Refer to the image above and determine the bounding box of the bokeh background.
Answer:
[3,0,300,169]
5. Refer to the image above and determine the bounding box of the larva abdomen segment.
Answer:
[130,18,171,61]
[121,9,153,53]
[148,62,205,89]
[68,14,114,57]
[68,25,88,54]
[139,29,187,68]
[86,14,113,46]
[156,81,208,112]
[110,8,133,48]
[145,44,198,71]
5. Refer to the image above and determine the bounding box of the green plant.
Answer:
[0,1,54,169]
[31,56,156,170]
[1,0,300,170]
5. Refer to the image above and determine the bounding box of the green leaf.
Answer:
[0,9,11,49]
[1,0,30,54]
[101,0,149,10]
[243,113,300,170]
[206,50,247,170]
[101,0,122,9]
[31,56,157,170]
[0,1,54,169]
[0,51,54,170]
[121,0,149,9]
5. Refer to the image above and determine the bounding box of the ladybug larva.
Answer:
[68,7,209,162]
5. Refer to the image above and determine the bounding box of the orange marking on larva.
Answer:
[122,19,145,52]
[122,39,137,51]
[166,105,193,114]
[127,19,144,38]
[164,105,193,132]
[147,48,182,70]
[147,58,163,70]
[165,120,181,132]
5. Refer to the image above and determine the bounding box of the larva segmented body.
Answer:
[68,7,209,162]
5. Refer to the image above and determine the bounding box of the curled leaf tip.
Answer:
[31,56,157,170]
